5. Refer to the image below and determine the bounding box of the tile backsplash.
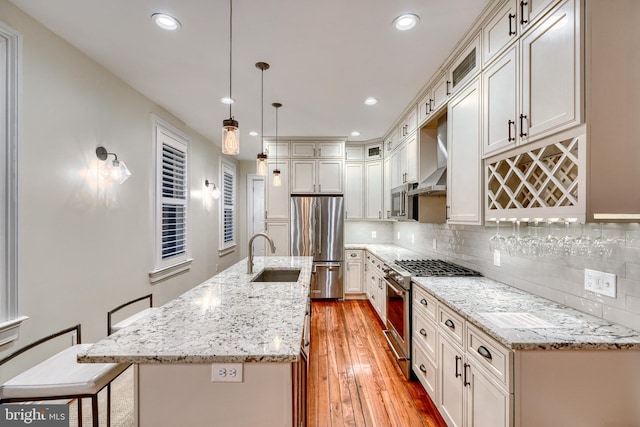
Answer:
[344,221,394,244]
[388,221,640,332]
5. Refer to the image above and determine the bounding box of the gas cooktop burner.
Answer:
[394,259,481,277]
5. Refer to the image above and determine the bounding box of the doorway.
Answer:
[246,175,265,256]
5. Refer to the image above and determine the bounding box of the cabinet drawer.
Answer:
[412,341,437,401]
[345,250,363,261]
[466,323,512,390]
[437,304,465,346]
[412,310,437,362]
[412,285,437,320]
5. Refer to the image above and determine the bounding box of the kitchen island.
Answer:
[79,256,313,427]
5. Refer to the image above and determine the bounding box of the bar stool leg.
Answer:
[91,395,99,427]
[107,383,112,427]
[78,398,83,427]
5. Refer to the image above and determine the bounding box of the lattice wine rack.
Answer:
[485,132,586,221]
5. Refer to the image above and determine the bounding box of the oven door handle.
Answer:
[385,278,406,296]
[382,330,408,361]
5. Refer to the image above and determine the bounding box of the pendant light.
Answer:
[255,61,270,176]
[222,0,239,155]
[272,102,283,187]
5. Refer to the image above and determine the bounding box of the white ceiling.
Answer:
[9,0,491,160]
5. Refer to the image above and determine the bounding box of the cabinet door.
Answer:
[264,222,290,256]
[483,0,519,66]
[405,133,418,183]
[264,141,290,158]
[390,147,402,189]
[483,46,518,157]
[344,162,364,219]
[376,276,386,323]
[520,0,580,142]
[317,160,343,193]
[266,161,290,220]
[520,0,558,31]
[291,142,316,157]
[432,73,450,114]
[448,78,482,224]
[291,160,316,193]
[365,160,383,220]
[466,364,512,427]
[439,334,465,427]
[383,157,391,219]
[345,145,364,161]
[345,260,363,293]
[418,90,433,125]
[449,34,481,95]
[317,141,344,158]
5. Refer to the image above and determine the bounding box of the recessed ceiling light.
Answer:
[152,13,181,31]
[220,97,235,105]
[351,131,361,137]
[393,14,419,31]
[364,97,378,106]
[249,131,259,137]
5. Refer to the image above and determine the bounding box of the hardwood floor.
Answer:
[308,300,447,427]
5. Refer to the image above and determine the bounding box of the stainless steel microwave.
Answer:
[390,184,418,221]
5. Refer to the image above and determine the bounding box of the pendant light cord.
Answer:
[275,106,278,167]
[261,67,264,154]
[229,0,233,119]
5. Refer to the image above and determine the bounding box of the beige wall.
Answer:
[0,0,241,378]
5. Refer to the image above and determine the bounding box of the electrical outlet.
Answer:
[493,250,501,267]
[411,234,415,244]
[371,231,376,238]
[397,232,400,239]
[432,239,437,250]
[211,363,243,383]
[584,269,616,298]
[215,264,219,272]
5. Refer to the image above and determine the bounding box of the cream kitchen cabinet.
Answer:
[519,0,581,143]
[344,162,364,219]
[419,73,450,125]
[291,159,343,194]
[412,286,439,402]
[397,106,418,142]
[265,160,290,220]
[483,0,519,66]
[448,34,481,96]
[345,145,364,161]
[365,160,383,220]
[384,131,396,155]
[345,250,363,294]
[447,78,483,225]
[365,252,386,323]
[264,140,290,159]
[519,0,558,32]
[390,132,418,188]
[264,221,290,256]
[291,140,344,158]
[383,157,391,219]
[483,45,519,157]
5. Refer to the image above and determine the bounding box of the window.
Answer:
[0,21,27,342]
[150,116,192,283]
[219,158,236,254]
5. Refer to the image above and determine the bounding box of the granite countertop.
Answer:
[78,256,313,364]
[348,243,640,351]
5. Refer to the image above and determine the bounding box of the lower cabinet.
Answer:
[345,250,363,294]
[365,252,386,323]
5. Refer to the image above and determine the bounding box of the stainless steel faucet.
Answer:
[247,232,277,274]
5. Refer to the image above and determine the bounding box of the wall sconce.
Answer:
[96,146,131,184]
[205,179,221,200]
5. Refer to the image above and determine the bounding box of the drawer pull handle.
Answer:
[419,364,427,374]
[420,298,428,307]
[463,363,471,386]
[419,328,427,337]
[477,345,493,360]
[444,319,455,330]
[350,253,357,257]
[455,355,462,378]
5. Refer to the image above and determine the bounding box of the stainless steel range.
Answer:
[383,259,480,379]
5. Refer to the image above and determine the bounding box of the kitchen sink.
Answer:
[251,268,301,283]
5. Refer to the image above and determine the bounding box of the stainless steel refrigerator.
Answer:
[291,196,344,299]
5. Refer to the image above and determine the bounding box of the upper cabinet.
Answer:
[345,145,364,161]
[290,140,345,194]
[291,140,344,158]
[419,73,450,125]
[344,162,364,220]
[397,107,418,142]
[448,34,482,96]
[365,160,384,220]
[519,0,559,32]
[483,0,581,157]
[263,140,290,159]
[483,0,519,66]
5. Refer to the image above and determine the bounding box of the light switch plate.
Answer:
[432,239,437,250]
[584,268,616,298]
[211,363,243,383]
[371,231,377,239]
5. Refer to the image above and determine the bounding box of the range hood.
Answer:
[408,115,448,196]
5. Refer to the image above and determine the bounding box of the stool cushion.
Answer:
[0,344,128,400]
[111,307,158,333]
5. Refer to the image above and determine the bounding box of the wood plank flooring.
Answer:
[308,300,447,427]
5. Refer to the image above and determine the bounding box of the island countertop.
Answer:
[78,256,313,364]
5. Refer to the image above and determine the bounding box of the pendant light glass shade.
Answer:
[272,169,282,187]
[256,153,268,176]
[222,118,239,155]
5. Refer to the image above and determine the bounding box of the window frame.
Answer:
[149,116,192,283]
[219,157,237,255]
[0,20,27,344]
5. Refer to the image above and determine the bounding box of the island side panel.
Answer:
[137,363,293,427]
[514,350,640,427]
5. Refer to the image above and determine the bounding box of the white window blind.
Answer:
[220,158,236,252]
[151,117,192,279]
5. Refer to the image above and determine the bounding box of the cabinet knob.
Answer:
[419,364,427,374]
[420,298,428,307]
[350,253,357,257]
[444,319,455,330]
[419,328,427,337]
